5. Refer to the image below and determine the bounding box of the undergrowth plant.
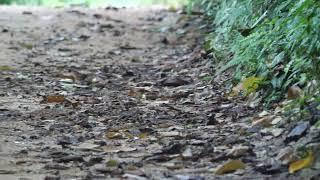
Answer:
[191,0,320,104]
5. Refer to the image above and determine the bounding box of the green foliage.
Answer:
[242,76,264,95]
[0,0,11,4]
[192,0,320,103]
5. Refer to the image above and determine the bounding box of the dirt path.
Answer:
[0,5,319,180]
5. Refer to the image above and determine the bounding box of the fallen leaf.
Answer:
[287,85,302,100]
[42,95,65,103]
[0,65,14,71]
[252,116,273,127]
[106,129,134,140]
[231,83,243,96]
[289,150,314,173]
[138,133,148,139]
[106,159,119,167]
[215,160,246,175]
[106,131,125,139]
[19,42,33,49]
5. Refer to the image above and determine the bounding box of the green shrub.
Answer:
[192,0,320,103]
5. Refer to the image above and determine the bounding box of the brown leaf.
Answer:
[287,85,302,100]
[42,95,65,103]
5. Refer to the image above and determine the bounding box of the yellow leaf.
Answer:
[215,160,246,175]
[106,159,119,167]
[289,150,314,173]
[168,5,177,12]
[0,65,13,71]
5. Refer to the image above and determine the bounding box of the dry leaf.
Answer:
[106,129,134,139]
[289,150,314,173]
[0,65,13,71]
[287,85,302,100]
[231,83,243,96]
[128,89,136,97]
[42,95,65,103]
[215,160,246,175]
[106,159,119,167]
[252,116,273,127]
[106,131,124,139]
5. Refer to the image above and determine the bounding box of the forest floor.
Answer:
[0,6,319,180]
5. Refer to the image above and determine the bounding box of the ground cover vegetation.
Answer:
[190,0,320,113]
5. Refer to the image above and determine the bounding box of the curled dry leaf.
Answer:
[215,160,246,175]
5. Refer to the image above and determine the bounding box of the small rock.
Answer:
[270,128,284,137]
[88,156,104,166]
[182,147,193,159]
[57,136,79,146]
[94,164,122,175]
[254,163,285,175]
[123,174,147,180]
[261,128,284,137]
[272,117,283,125]
[0,169,16,174]
[285,121,310,143]
[227,145,250,157]
[44,163,69,170]
[162,143,185,155]
[75,142,100,151]
[44,176,61,180]
[174,175,205,180]
[56,155,84,163]
[207,114,218,125]
[276,147,294,165]
[158,131,180,137]
[1,28,8,33]
[160,76,191,87]
[22,11,32,15]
